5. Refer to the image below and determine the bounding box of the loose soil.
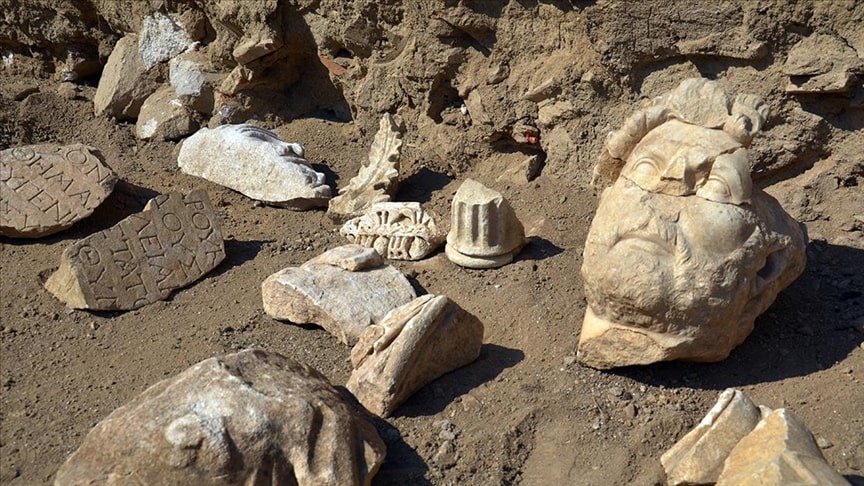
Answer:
[1,79,863,485]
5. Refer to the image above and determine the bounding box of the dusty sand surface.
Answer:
[1,79,862,485]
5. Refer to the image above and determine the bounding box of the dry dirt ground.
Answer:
[1,81,864,485]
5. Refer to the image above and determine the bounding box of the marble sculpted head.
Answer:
[578,78,807,369]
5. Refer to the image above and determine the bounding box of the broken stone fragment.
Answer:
[261,245,416,345]
[783,34,864,94]
[168,50,219,114]
[138,11,193,70]
[178,124,331,209]
[445,179,525,269]
[328,114,403,222]
[341,202,446,261]
[347,294,484,417]
[135,85,199,141]
[93,34,163,120]
[44,190,225,311]
[54,349,386,486]
[233,32,282,65]
[1,144,118,238]
[717,409,850,486]
[662,389,762,485]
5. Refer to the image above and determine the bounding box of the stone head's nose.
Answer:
[661,156,687,181]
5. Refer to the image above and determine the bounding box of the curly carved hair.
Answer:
[592,78,769,190]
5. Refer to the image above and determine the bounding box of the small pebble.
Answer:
[817,437,834,449]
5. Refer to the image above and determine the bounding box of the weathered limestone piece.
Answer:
[261,245,417,345]
[138,11,193,70]
[44,190,225,311]
[347,294,484,417]
[54,349,386,486]
[578,78,807,369]
[327,115,403,222]
[340,202,446,261]
[661,389,762,485]
[445,179,525,269]
[135,86,198,141]
[784,34,863,94]
[1,144,118,238]
[717,409,850,486]
[178,124,331,209]
[169,50,218,114]
[93,35,162,120]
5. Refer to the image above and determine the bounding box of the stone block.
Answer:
[93,35,162,120]
[44,190,225,310]
[135,86,199,141]
[261,245,416,345]
[138,11,193,70]
[1,144,117,238]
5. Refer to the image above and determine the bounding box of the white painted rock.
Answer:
[328,115,402,222]
[717,409,850,485]
[138,11,193,70]
[54,349,386,486]
[178,124,331,209]
[341,202,446,260]
[93,35,162,120]
[135,86,198,141]
[261,245,416,345]
[347,294,484,417]
[662,389,762,485]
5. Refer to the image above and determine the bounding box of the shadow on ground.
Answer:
[613,241,864,389]
[395,343,525,418]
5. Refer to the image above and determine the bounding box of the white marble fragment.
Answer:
[341,202,446,260]
[178,124,330,209]
[261,245,416,345]
[347,294,484,417]
[328,115,403,221]
[445,179,525,269]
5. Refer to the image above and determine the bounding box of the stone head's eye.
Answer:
[633,159,659,176]
[697,175,733,203]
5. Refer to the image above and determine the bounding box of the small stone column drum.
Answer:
[445,179,525,269]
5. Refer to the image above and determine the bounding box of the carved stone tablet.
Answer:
[261,245,416,345]
[1,144,118,238]
[445,179,525,269]
[54,349,386,486]
[347,294,484,417]
[327,115,403,222]
[341,202,446,261]
[178,124,331,209]
[44,190,225,310]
